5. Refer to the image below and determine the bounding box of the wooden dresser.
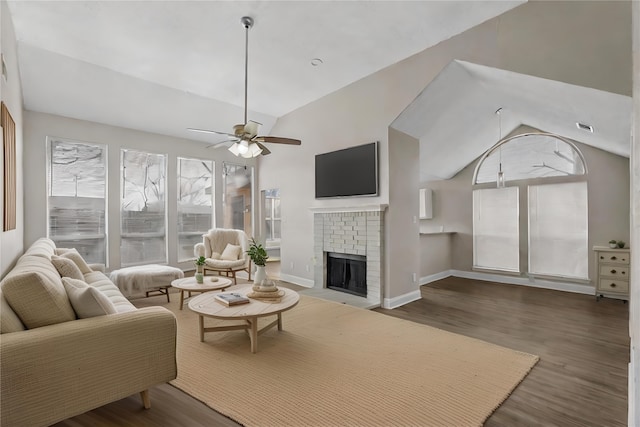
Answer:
[593,246,630,301]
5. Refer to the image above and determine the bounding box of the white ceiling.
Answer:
[7,0,524,144]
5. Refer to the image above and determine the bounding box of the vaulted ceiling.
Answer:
[6,1,633,183]
[7,0,523,144]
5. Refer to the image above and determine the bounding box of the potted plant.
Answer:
[247,238,269,285]
[609,239,618,249]
[616,241,626,249]
[194,256,206,284]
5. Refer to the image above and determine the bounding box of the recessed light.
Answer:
[310,58,323,66]
[576,122,593,132]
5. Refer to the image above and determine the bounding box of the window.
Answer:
[474,133,586,185]
[528,182,588,279]
[222,163,253,237]
[264,188,281,244]
[47,137,107,264]
[177,157,214,261]
[472,132,589,280]
[120,149,166,266]
[472,187,520,272]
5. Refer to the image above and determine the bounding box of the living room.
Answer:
[1,1,639,426]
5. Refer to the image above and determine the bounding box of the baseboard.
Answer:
[279,273,314,288]
[383,289,422,309]
[420,270,454,285]
[450,269,594,295]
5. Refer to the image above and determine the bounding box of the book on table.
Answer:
[214,292,250,306]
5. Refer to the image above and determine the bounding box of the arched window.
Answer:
[473,132,587,185]
[472,133,589,281]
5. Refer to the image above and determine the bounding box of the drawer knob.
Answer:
[611,256,617,260]
[611,269,617,274]
[611,283,616,288]
[600,256,604,259]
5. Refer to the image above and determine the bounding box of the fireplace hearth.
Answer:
[326,252,367,297]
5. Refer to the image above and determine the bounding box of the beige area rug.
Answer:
[136,294,538,427]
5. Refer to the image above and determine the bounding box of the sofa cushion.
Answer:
[220,244,241,261]
[0,291,25,333]
[51,255,84,280]
[59,249,93,274]
[23,237,57,258]
[62,277,117,318]
[84,272,137,313]
[2,272,76,329]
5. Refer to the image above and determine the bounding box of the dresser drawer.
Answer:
[597,279,629,293]
[599,265,629,279]
[596,252,630,265]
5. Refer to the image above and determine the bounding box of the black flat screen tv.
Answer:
[315,142,378,198]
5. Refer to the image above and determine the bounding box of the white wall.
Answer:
[0,0,24,277]
[22,111,257,271]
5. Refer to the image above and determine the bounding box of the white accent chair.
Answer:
[194,228,251,284]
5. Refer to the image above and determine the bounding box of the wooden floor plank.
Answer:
[53,277,629,426]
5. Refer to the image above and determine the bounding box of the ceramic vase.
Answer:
[253,265,267,285]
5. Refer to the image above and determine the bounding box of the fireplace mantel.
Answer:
[309,204,388,214]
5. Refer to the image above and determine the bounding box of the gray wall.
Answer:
[629,1,639,424]
[22,111,257,271]
[0,1,24,276]
[419,126,630,285]
[260,1,632,301]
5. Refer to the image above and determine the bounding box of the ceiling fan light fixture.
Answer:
[247,143,263,158]
[238,140,250,154]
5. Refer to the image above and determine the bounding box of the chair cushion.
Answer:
[51,255,85,280]
[2,271,76,329]
[58,249,93,274]
[210,252,221,260]
[220,244,241,261]
[62,277,117,318]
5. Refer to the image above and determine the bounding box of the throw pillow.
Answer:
[220,244,241,261]
[51,255,85,280]
[54,247,72,256]
[60,249,93,274]
[62,277,117,318]
[2,271,76,329]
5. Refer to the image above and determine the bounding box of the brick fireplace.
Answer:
[312,205,386,304]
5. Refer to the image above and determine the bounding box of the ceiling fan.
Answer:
[187,16,301,158]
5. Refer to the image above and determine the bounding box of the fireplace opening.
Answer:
[326,252,367,297]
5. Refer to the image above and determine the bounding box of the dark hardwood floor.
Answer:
[54,277,629,427]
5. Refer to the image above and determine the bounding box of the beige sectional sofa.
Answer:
[0,238,177,427]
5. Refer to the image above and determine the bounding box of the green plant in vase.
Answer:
[247,238,269,286]
[194,256,206,283]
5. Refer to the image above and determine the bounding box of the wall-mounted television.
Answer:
[315,142,378,198]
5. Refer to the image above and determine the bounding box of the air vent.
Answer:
[576,122,594,132]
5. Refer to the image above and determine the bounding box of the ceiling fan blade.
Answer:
[255,136,302,145]
[187,128,236,138]
[206,139,237,149]
[256,142,271,155]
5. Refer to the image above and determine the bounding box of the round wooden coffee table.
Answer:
[171,276,233,310]
[188,284,300,353]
